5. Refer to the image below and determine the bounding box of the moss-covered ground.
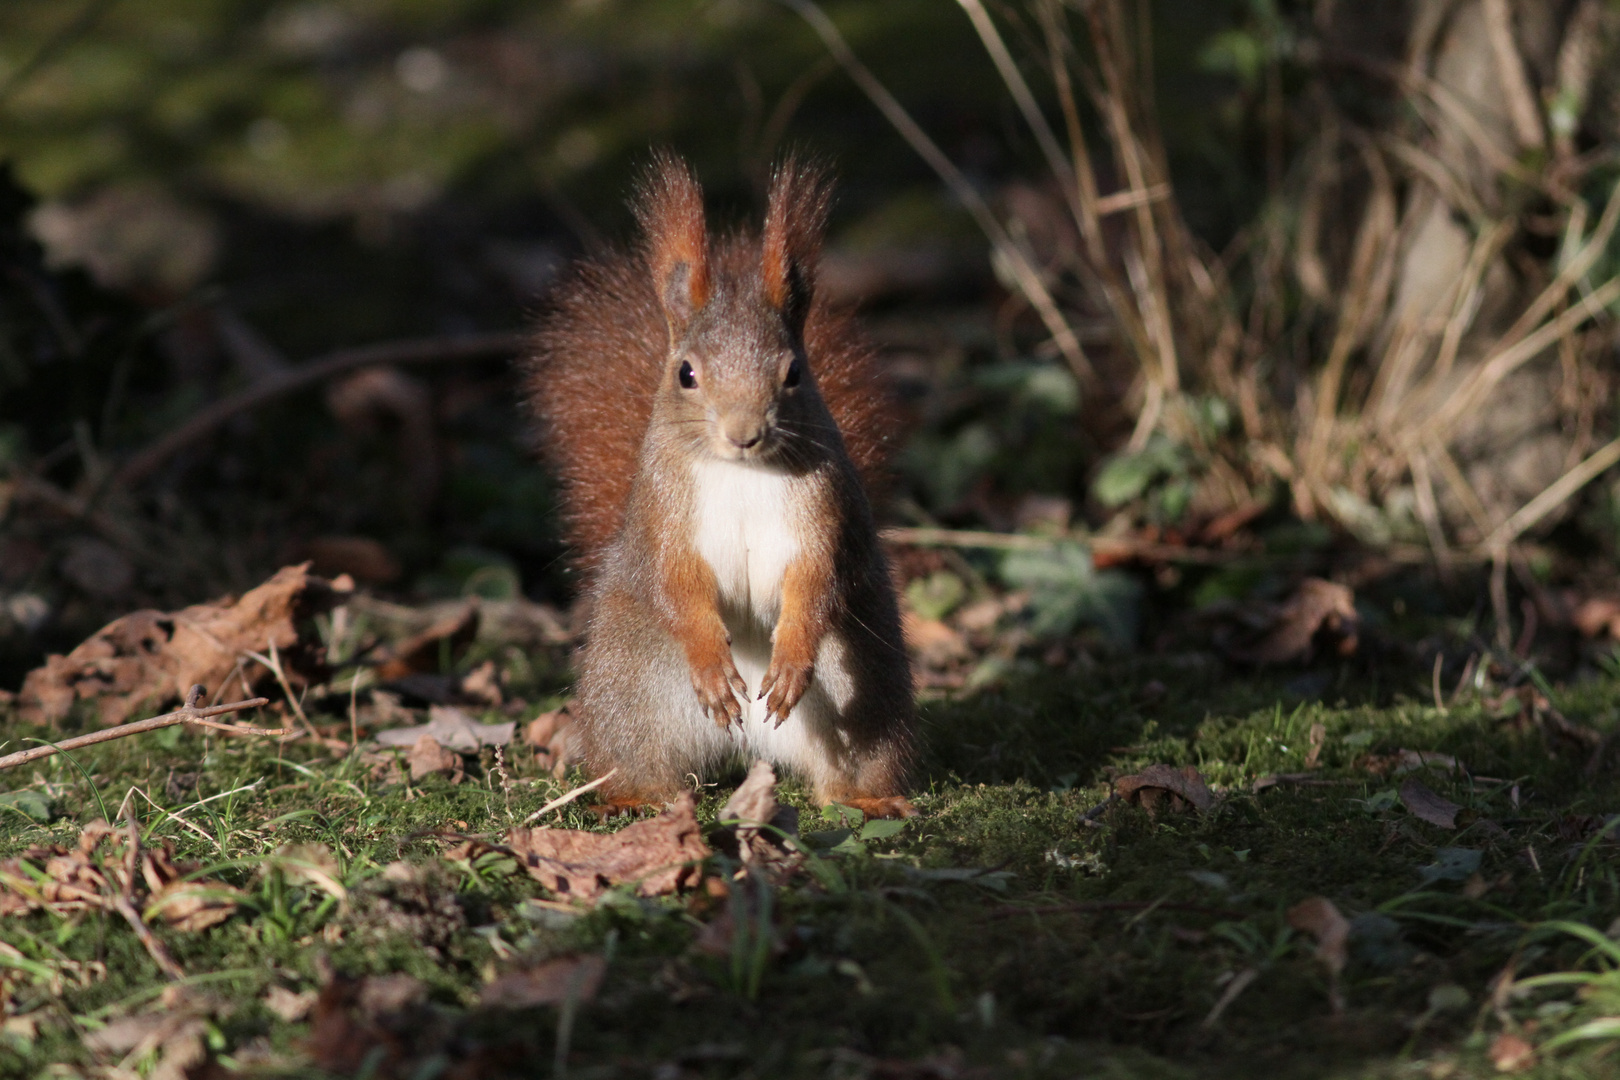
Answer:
[2,650,1618,1078]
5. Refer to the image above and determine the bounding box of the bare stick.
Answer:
[114,811,186,980]
[112,893,185,981]
[117,332,521,485]
[0,690,272,771]
[520,769,619,826]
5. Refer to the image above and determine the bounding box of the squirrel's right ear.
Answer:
[634,153,710,337]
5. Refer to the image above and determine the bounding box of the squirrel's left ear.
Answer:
[761,155,832,335]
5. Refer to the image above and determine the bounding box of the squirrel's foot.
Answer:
[589,794,658,821]
[837,795,919,820]
[692,659,748,728]
[758,656,813,726]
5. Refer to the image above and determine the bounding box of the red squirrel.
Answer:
[526,153,916,819]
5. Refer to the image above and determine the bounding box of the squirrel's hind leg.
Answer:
[785,634,918,820]
[574,587,731,809]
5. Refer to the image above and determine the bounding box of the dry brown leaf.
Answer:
[505,791,710,900]
[524,704,579,778]
[372,603,479,681]
[481,955,605,1008]
[1571,595,1620,638]
[1489,1032,1535,1072]
[0,821,240,930]
[1287,896,1350,1014]
[263,985,318,1022]
[304,970,442,1077]
[407,734,463,783]
[1114,764,1216,815]
[16,564,340,725]
[903,612,971,669]
[1359,749,1466,778]
[716,760,801,873]
[86,1009,211,1080]
[1399,777,1461,829]
[459,659,503,705]
[376,705,514,753]
[1221,578,1359,665]
[264,843,349,914]
[1286,897,1350,975]
[1304,721,1327,769]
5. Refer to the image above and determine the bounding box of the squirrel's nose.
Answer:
[721,418,764,449]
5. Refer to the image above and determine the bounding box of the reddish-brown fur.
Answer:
[526,166,899,582]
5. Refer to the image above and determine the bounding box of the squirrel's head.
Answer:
[636,152,833,466]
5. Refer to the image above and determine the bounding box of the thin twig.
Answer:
[112,894,185,981]
[116,332,521,485]
[114,810,186,980]
[0,693,272,771]
[519,769,619,826]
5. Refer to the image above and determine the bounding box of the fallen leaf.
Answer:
[459,660,503,705]
[1359,749,1466,778]
[524,704,579,777]
[506,792,710,900]
[376,704,514,754]
[372,603,479,681]
[407,734,463,783]
[715,760,801,873]
[304,969,443,1077]
[481,955,605,1008]
[0,821,241,929]
[263,985,318,1022]
[16,563,339,725]
[1220,578,1359,665]
[1114,764,1216,815]
[1304,721,1326,769]
[1287,896,1350,975]
[1399,777,1461,829]
[263,843,349,913]
[1571,596,1620,638]
[1489,1032,1534,1072]
[86,1008,211,1080]
[144,878,243,932]
[902,612,971,669]
[1287,895,1350,1014]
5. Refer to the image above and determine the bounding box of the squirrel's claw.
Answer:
[759,658,812,727]
[692,658,747,729]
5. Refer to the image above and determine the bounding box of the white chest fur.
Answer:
[691,459,800,622]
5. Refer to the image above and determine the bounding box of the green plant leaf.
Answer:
[859,818,907,841]
[0,790,52,823]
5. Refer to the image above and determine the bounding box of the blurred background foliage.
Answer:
[2,0,1617,687]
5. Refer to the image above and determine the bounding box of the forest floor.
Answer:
[0,617,1618,1079]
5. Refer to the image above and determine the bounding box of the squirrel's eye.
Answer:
[678,361,697,389]
[784,360,801,388]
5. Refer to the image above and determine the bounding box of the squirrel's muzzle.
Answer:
[720,416,766,452]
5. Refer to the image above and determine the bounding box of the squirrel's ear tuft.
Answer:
[635,151,710,334]
[761,154,832,333]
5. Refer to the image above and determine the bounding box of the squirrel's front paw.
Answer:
[692,658,748,728]
[758,656,813,726]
